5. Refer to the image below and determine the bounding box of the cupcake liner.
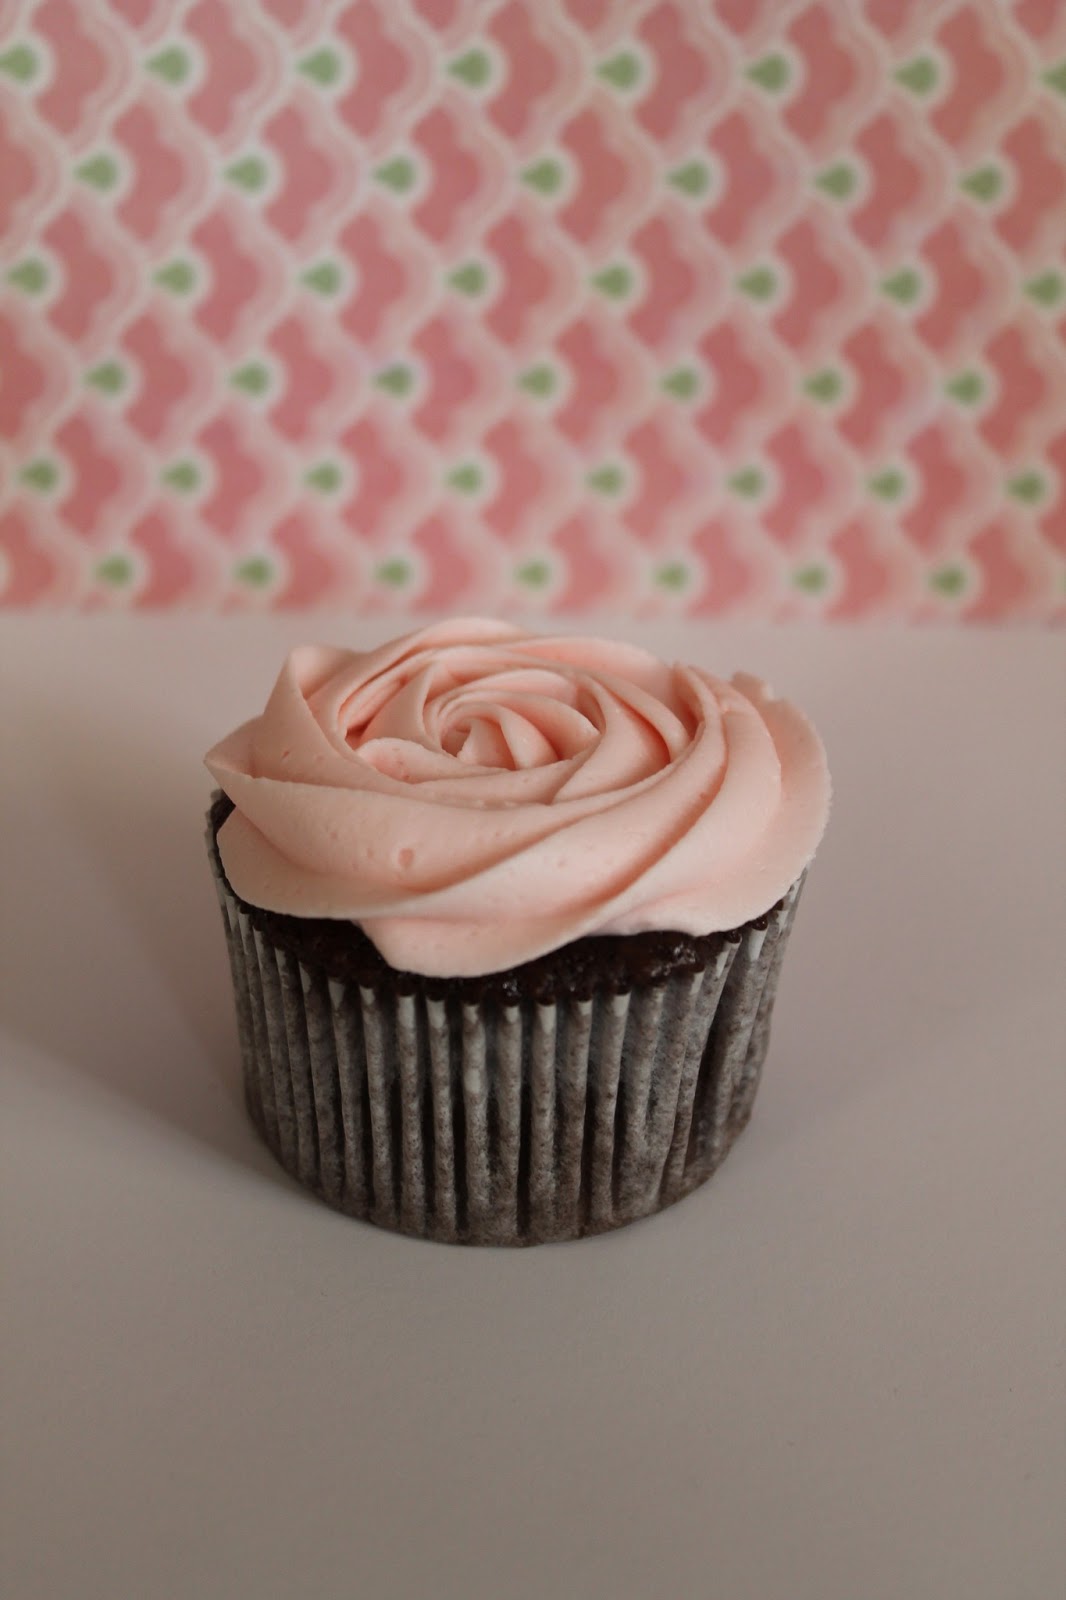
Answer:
[210,831,805,1245]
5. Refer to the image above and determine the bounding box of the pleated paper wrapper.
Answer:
[209,829,805,1245]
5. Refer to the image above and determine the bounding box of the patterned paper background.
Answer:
[1,0,1064,618]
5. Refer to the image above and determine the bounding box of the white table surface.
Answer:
[2,616,1064,1600]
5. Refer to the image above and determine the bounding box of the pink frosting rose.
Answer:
[205,618,830,976]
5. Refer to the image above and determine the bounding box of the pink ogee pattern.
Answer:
[0,0,1064,619]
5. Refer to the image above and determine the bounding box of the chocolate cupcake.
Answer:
[205,619,829,1244]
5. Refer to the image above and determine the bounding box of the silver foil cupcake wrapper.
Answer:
[210,840,804,1245]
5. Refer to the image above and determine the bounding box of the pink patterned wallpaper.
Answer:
[1,0,1064,618]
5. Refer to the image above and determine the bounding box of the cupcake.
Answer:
[205,619,829,1245]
